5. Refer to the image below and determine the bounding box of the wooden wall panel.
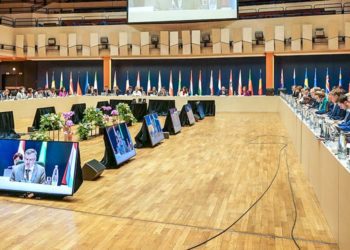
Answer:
[232,28,242,53]
[302,24,313,51]
[26,34,35,57]
[291,24,301,51]
[221,28,230,54]
[140,32,149,56]
[59,33,68,57]
[328,23,338,50]
[119,32,128,56]
[191,30,201,55]
[345,22,350,49]
[275,25,285,52]
[82,33,90,57]
[110,33,119,56]
[15,35,24,57]
[37,34,46,57]
[131,32,141,56]
[265,26,274,52]
[212,28,221,54]
[90,33,99,57]
[170,31,179,55]
[182,30,191,55]
[160,31,169,55]
[242,27,252,53]
[68,33,77,56]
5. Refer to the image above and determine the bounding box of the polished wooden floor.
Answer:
[0,113,338,249]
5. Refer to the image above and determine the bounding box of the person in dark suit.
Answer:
[217,86,228,96]
[315,91,328,115]
[10,149,46,184]
[328,91,346,120]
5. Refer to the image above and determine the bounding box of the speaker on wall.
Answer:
[82,159,106,180]
[266,88,275,96]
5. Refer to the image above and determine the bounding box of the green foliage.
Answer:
[39,113,64,131]
[77,122,94,140]
[83,107,106,127]
[29,131,51,141]
[116,103,137,125]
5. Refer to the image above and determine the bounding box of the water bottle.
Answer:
[51,165,59,186]
[338,131,347,160]
[319,117,325,138]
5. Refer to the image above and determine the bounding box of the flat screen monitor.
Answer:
[0,140,79,196]
[106,123,136,165]
[197,102,205,120]
[145,113,164,146]
[128,0,238,23]
[185,104,196,125]
[169,108,182,134]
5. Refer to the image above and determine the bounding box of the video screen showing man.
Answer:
[155,0,201,10]
[10,149,46,184]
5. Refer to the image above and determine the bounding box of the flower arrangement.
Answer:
[110,109,119,124]
[77,122,93,140]
[116,103,137,125]
[83,107,105,127]
[39,113,64,131]
[30,131,51,141]
[62,111,75,141]
[101,106,112,112]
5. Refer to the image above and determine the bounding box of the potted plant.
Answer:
[116,103,137,126]
[39,113,64,140]
[77,122,93,140]
[29,131,51,141]
[83,107,105,135]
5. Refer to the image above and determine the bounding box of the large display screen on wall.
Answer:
[128,0,238,23]
[0,140,79,196]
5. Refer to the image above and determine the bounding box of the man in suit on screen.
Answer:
[10,148,46,184]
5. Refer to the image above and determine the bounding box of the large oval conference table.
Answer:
[0,95,349,249]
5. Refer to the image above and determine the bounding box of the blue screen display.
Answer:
[0,139,79,196]
[144,113,165,146]
[169,108,182,134]
[106,123,136,165]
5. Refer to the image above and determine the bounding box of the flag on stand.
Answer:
[61,143,78,188]
[190,70,193,96]
[304,68,309,88]
[169,70,174,96]
[17,140,25,155]
[158,71,162,92]
[84,71,89,95]
[136,71,141,89]
[126,71,130,91]
[238,70,242,96]
[218,69,222,92]
[325,68,330,94]
[113,71,117,89]
[280,69,284,89]
[38,141,47,164]
[228,69,233,96]
[177,70,182,96]
[93,72,98,91]
[248,69,254,95]
[313,68,317,88]
[209,70,214,96]
[76,73,82,96]
[198,70,202,96]
[147,70,151,93]
[258,69,263,96]
[293,68,296,87]
[60,72,63,89]
[69,72,74,95]
[45,71,49,89]
[339,68,342,87]
[51,72,55,89]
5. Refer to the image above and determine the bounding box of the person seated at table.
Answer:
[1,89,10,100]
[140,86,146,96]
[87,85,94,95]
[27,88,34,99]
[179,87,188,96]
[315,91,329,115]
[242,86,252,96]
[328,91,345,120]
[307,87,320,109]
[112,86,120,96]
[125,86,133,96]
[92,89,98,96]
[148,86,158,96]
[158,86,169,96]
[217,86,228,96]
[299,88,311,104]
[16,87,26,100]
[337,94,350,127]
[132,87,142,96]
[59,87,68,97]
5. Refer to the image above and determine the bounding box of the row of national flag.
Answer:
[46,70,265,96]
[280,67,346,94]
